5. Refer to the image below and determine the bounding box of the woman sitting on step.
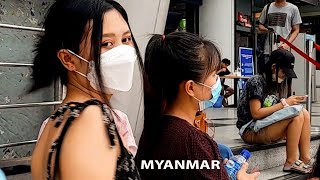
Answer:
[136,32,259,180]
[237,49,312,174]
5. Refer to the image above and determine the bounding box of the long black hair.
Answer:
[29,0,144,105]
[142,32,221,150]
[263,54,289,98]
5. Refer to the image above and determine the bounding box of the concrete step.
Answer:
[238,138,320,171]
[7,173,31,180]
[206,107,320,179]
[259,166,309,180]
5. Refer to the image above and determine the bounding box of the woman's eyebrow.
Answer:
[102,30,131,38]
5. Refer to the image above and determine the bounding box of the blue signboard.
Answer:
[239,47,254,89]
[239,47,254,76]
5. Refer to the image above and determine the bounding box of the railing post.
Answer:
[306,38,314,122]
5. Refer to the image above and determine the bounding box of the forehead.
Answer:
[103,9,130,35]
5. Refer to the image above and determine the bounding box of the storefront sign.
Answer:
[239,47,254,89]
[239,47,254,77]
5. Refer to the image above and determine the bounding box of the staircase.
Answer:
[3,104,320,180]
[205,105,320,180]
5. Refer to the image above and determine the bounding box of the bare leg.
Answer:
[299,109,311,163]
[284,111,304,166]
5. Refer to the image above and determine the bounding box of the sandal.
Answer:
[283,160,312,174]
[305,157,316,166]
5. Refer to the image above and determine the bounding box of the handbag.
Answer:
[240,105,303,136]
[253,105,303,132]
[194,111,208,133]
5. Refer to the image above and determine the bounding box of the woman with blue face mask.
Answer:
[135,32,259,180]
[29,0,143,179]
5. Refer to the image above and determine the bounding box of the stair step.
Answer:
[213,123,320,171]
[7,172,31,180]
[259,166,289,180]
[230,138,320,171]
[259,166,309,180]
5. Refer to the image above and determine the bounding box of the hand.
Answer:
[267,27,274,32]
[236,162,260,180]
[221,68,227,72]
[279,43,289,50]
[286,96,306,106]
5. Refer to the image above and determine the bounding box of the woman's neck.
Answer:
[164,99,198,126]
[62,82,111,104]
[275,1,287,7]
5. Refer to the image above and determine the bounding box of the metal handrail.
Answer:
[0,101,61,109]
[0,140,37,149]
[0,23,44,32]
[0,62,33,67]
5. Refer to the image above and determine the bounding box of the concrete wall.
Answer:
[199,0,235,104]
[0,0,170,159]
[111,0,170,143]
[291,34,308,96]
[0,0,54,159]
[291,33,320,102]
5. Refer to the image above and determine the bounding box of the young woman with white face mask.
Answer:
[29,0,142,179]
[136,32,259,180]
[237,49,312,174]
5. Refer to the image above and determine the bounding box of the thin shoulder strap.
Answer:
[47,99,117,180]
[265,3,271,26]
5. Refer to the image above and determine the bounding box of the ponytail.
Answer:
[142,32,221,151]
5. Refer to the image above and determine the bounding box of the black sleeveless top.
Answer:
[46,99,140,180]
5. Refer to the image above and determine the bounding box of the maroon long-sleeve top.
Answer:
[135,115,228,180]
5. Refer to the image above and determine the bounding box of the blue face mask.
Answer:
[195,76,222,111]
[206,77,222,107]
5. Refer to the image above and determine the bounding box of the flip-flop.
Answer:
[283,160,312,174]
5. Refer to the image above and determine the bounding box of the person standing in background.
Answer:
[258,0,302,96]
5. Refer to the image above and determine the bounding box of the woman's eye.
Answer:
[122,37,132,43]
[102,42,113,47]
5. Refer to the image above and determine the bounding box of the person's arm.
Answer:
[249,99,284,120]
[217,68,226,74]
[258,5,269,33]
[250,96,305,120]
[279,25,300,49]
[188,133,259,180]
[37,118,49,140]
[258,24,269,33]
[287,25,300,43]
[279,6,302,49]
[113,110,138,156]
[188,133,228,179]
[59,106,118,180]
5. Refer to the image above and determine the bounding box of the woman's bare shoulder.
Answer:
[59,105,118,179]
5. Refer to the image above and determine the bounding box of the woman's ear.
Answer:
[57,49,76,71]
[185,80,196,97]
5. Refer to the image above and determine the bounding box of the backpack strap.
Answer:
[264,3,271,27]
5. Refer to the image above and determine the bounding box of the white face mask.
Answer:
[68,45,137,93]
[272,74,284,83]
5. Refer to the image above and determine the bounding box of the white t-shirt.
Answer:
[259,2,302,54]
